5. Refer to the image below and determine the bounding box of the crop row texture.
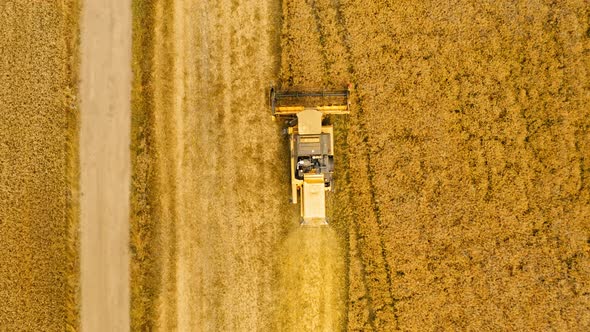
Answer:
[280,0,590,330]
[0,1,80,331]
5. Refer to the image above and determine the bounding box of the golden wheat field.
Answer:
[1,0,589,330]
[0,1,80,331]
[279,0,590,330]
[131,0,589,330]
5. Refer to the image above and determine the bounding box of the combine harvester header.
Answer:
[270,85,351,226]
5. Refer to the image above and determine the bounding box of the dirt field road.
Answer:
[80,1,131,331]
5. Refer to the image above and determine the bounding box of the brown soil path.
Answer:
[80,1,131,331]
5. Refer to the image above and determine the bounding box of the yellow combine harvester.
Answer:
[270,85,350,226]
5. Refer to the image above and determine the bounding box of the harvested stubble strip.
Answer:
[0,1,80,331]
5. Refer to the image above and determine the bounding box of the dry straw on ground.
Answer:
[130,0,352,330]
[0,1,80,331]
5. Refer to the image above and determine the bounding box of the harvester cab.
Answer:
[270,85,351,226]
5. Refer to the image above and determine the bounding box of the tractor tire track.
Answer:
[329,1,399,329]
[299,2,377,330]
[281,0,398,329]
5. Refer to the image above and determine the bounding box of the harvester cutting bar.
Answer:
[270,86,350,117]
[274,105,349,115]
[274,90,349,98]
